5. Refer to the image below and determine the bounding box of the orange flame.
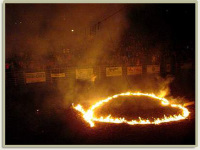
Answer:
[73,92,190,127]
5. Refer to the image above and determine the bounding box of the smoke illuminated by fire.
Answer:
[72,92,190,127]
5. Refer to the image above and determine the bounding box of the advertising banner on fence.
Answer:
[106,67,122,77]
[76,68,94,80]
[51,73,66,78]
[127,66,142,75]
[147,65,160,74]
[25,72,46,83]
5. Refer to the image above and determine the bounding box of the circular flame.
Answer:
[73,92,190,127]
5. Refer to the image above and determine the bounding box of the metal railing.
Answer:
[5,63,193,86]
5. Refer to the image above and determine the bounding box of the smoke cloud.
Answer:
[6,4,179,109]
[6,4,128,65]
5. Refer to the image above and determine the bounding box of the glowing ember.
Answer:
[72,92,190,127]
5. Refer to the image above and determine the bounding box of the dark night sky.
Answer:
[6,4,195,61]
[126,4,195,46]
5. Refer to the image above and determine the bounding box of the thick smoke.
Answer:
[6,4,128,65]
[6,4,178,108]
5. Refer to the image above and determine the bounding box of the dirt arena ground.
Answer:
[5,70,195,145]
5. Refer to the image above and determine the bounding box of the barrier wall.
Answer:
[5,63,193,86]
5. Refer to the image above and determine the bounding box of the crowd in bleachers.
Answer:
[6,33,193,72]
[6,49,162,71]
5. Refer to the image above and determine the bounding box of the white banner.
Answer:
[147,65,160,73]
[76,68,94,80]
[127,66,142,75]
[51,73,65,78]
[25,72,46,83]
[106,67,122,77]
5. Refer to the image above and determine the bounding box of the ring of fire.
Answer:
[73,92,190,127]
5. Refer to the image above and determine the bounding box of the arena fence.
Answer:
[5,63,193,86]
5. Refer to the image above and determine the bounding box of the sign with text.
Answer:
[147,65,160,74]
[76,68,94,80]
[127,66,142,75]
[51,73,66,78]
[106,67,122,77]
[25,72,46,83]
